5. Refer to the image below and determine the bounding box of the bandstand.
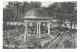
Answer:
[23,8,52,42]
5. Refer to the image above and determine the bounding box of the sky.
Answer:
[3,2,8,8]
[3,1,54,8]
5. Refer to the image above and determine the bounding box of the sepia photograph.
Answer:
[3,1,77,49]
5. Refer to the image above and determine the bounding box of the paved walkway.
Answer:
[43,34,60,48]
[40,35,54,47]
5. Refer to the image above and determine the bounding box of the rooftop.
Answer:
[24,8,52,20]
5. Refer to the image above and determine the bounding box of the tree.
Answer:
[29,1,42,9]
[60,2,77,29]
[45,2,77,29]
[3,8,17,22]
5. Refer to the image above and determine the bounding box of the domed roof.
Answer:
[25,8,49,17]
[24,8,52,20]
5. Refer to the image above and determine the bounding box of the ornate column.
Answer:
[48,21,50,35]
[24,20,27,42]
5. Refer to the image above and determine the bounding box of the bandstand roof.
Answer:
[23,8,52,20]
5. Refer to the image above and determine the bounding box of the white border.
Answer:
[0,0,80,52]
